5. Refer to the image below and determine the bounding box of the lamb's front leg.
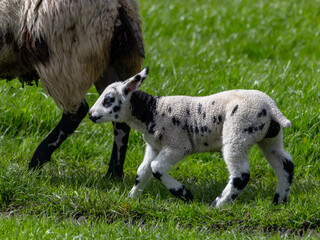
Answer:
[129,144,159,199]
[150,150,194,201]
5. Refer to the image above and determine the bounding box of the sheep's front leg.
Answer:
[106,122,130,178]
[150,150,194,201]
[29,101,89,170]
[129,144,158,199]
[211,144,250,208]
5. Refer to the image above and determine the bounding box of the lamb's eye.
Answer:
[102,94,115,107]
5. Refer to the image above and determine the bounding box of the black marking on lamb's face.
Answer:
[265,119,280,138]
[130,90,158,132]
[272,193,280,204]
[283,158,294,185]
[169,186,194,201]
[153,171,162,180]
[257,108,267,118]
[231,105,239,116]
[135,74,141,81]
[113,105,121,112]
[244,123,265,134]
[102,93,115,108]
[198,103,202,115]
[168,107,172,113]
[232,173,250,190]
[172,117,181,126]
[135,175,139,185]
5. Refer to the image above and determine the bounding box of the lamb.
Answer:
[89,68,294,207]
[0,0,145,178]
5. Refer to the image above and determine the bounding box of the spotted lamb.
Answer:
[89,68,294,207]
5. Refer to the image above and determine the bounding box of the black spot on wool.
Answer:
[198,103,202,115]
[283,158,294,185]
[265,120,280,138]
[257,108,267,118]
[130,90,158,131]
[172,117,181,126]
[153,171,162,180]
[231,105,239,116]
[232,173,250,190]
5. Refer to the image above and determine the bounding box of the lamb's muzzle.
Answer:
[90,68,293,207]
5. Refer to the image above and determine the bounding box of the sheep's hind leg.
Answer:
[258,131,294,204]
[150,150,194,201]
[211,145,251,208]
[129,144,158,199]
[29,101,89,170]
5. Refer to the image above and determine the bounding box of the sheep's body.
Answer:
[89,68,294,207]
[0,0,144,177]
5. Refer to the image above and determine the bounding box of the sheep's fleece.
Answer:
[89,68,294,207]
[0,0,144,177]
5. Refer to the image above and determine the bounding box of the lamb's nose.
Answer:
[89,111,101,122]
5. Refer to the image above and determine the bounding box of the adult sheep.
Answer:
[0,0,145,178]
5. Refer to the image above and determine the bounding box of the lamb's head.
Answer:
[89,67,149,123]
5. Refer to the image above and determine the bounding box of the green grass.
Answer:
[1,0,320,238]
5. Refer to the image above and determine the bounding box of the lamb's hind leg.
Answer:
[150,150,194,201]
[29,101,89,170]
[258,130,294,204]
[211,144,251,208]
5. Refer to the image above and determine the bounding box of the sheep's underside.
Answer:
[0,0,145,178]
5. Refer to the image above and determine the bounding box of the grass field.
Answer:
[1,0,320,238]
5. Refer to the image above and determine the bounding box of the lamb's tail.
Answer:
[270,104,291,128]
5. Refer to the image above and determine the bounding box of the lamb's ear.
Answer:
[123,67,149,94]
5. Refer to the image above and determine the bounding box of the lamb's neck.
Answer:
[128,90,159,135]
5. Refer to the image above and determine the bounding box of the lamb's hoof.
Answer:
[170,186,194,202]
